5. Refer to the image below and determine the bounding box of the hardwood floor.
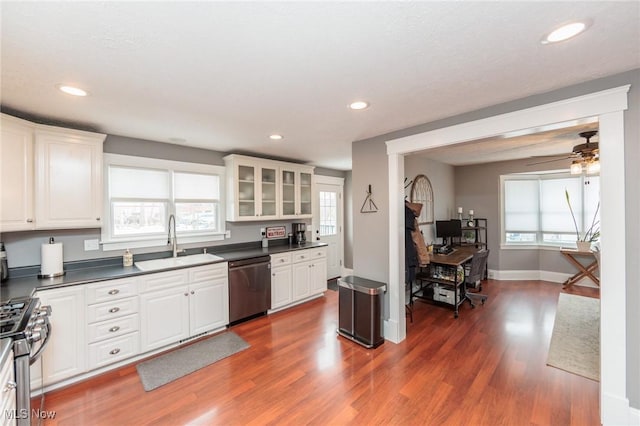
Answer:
[37,280,600,425]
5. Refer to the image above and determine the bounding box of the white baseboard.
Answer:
[340,267,354,277]
[629,406,640,425]
[489,269,598,287]
[383,318,401,343]
[602,391,635,425]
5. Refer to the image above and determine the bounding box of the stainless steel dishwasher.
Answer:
[228,255,271,324]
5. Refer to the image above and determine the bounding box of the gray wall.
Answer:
[344,171,353,269]
[3,134,351,269]
[454,157,587,275]
[404,156,455,246]
[351,69,639,407]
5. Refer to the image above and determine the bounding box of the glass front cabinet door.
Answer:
[224,154,313,221]
[224,155,280,221]
[280,166,314,219]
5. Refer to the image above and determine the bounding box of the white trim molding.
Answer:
[386,85,631,425]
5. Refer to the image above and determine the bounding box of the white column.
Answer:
[598,110,630,425]
[385,152,406,343]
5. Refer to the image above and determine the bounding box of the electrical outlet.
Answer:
[260,228,266,237]
[225,230,231,238]
[84,239,99,251]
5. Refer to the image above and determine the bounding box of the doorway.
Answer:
[386,85,630,424]
[313,175,344,279]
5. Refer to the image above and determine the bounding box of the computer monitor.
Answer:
[435,219,462,245]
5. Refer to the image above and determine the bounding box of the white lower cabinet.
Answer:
[270,253,293,310]
[85,277,140,370]
[139,272,190,352]
[271,247,327,311]
[140,263,228,353]
[31,286,87,388]
[188,263,229,335]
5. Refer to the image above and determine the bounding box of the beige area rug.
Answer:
[547,293,600,381]
[136,332,249,391]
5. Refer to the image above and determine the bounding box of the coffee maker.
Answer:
[292,223,306,245]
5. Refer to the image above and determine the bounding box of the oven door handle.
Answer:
[29,323,52,365]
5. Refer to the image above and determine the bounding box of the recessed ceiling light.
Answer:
[349,101,369,110]
[56,84,88,97]
[269,134,283,140]
[542,21,588,44]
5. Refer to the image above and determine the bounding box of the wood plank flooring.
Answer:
[36,280,600,425]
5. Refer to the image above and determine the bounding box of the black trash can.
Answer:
[337,275,386,348]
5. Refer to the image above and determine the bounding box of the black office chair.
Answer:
[465,249,490,308]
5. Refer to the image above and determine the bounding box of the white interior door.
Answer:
[313,177,344,279]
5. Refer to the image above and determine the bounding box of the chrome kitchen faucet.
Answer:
[167,214,184,257]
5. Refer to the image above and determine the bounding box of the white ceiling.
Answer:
[1,2,638,170]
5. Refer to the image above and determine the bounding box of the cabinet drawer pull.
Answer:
[109,326,120,333]
[184,292,189,296]
[26,218,33,223]
[280,259,285,263]
[109,348,120,355]
[108,289,119,295]
[3,381,16,392]
[96,217,101,221]
[108,307,120,313]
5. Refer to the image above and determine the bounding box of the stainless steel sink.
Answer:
[135,253,225,272]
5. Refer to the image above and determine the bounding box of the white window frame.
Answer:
[101,154,226,251]
[500,171,599,250]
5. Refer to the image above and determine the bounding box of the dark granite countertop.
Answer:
[0,241,327,303]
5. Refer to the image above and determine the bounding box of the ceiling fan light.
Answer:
[586,160,600,174]
[570,161,583,175]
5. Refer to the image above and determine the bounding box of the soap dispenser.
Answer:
[123,249,133,267]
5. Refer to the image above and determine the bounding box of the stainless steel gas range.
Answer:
[0,297,51,426]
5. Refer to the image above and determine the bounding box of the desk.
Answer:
[413,246,479,318]
[560,249,599,288]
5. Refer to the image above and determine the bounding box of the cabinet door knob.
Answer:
[26,218,33,223]
[109,326,120,333]
[108,289,119,295]
[108,307,120,313]
[109,348,121,355]
[190,290,195,295]
[96,217,101,221]
[184,292,189,296]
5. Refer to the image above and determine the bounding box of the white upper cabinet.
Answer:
[0,115,34,232]
[224,154,314,221]
[0,113,106,230]
[280,166,313,219]
[34,127,105,229]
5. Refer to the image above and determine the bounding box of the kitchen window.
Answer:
[101,154,225,251]
[501,172,599,248]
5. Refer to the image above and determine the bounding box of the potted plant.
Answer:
[565,189,600,251]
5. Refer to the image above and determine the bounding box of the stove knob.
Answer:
[36,305,52,316]
[34,317,47,326]
[29,325,43,342]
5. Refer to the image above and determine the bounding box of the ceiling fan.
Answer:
[528,130,600,174]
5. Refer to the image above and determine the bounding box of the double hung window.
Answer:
[502,173,599,247]
[102,154,225,250]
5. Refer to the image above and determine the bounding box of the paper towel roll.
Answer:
[41,241,64,277]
